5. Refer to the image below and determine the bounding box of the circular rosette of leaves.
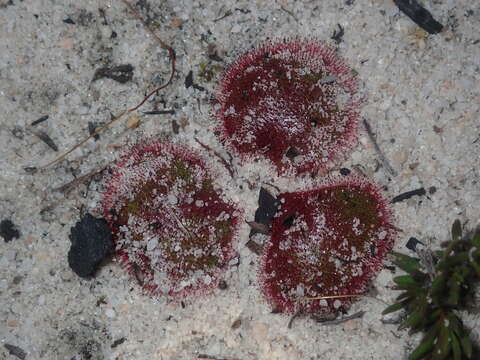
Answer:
[101,140,241,300]
[215,38,361,175]
[259,176,396,314]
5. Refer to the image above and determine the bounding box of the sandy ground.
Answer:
[1,0,479,359]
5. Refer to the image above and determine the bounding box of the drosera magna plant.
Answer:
[259,175,396,314]
[214,38,362,176]
[383,220,480,360]
[101,140,241,300]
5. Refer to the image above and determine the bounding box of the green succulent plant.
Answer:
[383,220,480,360]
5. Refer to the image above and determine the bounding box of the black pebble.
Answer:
[1,219,20,243]
[68,214,113,278]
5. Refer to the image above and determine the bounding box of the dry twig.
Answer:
[41,0,176,168]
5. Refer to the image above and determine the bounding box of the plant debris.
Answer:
[363,119,397,177]
[331,24,345,44]
[1,219,20,242]
[92,64,134,84]
[67,213,113,278]
[63,17,75,24]
[88,122,100,141]
[4,344,26,360]
[390,187,426,203]
[31,114,49,126]
[142,109,175,115]
[393,0,443,34]
[185,70,206,91]
[42,0,177,168]
[245,238,264,255]
[316,310,365,325]
[33,130,58,151]
[111,337,127,349]
[406,236,424,252]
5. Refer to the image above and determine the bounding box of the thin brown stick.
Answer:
[41,0,176,168]
[54,166,107,195]
[194,138,235,178]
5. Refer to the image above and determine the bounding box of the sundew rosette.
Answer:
[259,176,396,314]
[215,38,361,176]
[101,140,241,300]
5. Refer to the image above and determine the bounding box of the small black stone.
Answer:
[68,214,113,278]
[1,219,20,242]
[428,186,437,194]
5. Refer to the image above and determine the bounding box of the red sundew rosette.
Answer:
[101,140,241,300]
[215,38,361,176]
[259,176,396,314]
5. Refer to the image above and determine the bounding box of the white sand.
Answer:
[1,0,479,359]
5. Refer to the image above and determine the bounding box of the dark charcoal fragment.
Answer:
[33,130,58,151]
[4,344,26,360]
[184,70,205,91]
[68,213,113,278]
[88,122,100,141]
[393,0,443,34]
[1,219,20,242]
[406,237,424,252]
[143,109,176,115]
[390,187,426,203]
[92,64,134,84]
[340,167,351,176]
[285,146,300,161]
[282,214,296,228]
[254,188,280,227]
[111,337,127,349]
[218,280,228,290]
[331,24,345,44]
[63,17,75,24]
[31,115,49,126]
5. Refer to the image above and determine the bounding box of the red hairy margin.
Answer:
[259,175,396,314]
[215,38,362,176]
[101,140,241,300]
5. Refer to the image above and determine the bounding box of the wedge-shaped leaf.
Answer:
[444,252,469,267]
[450,331,462,360]
[427,309,442,323]
[432,324,451,360]
[393,252,423,274]
[409,322,440,360]
[398,310,424,330]
[394,275,418,289]
[446,313,464,338]
[452,219,462,241]
[470,261,480,278]
[430,273,446,297]
[383,301,406,315]
[472,228,480,247]
[446,276,461,306]
[460,335,473,359]
[396,292,413,302]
